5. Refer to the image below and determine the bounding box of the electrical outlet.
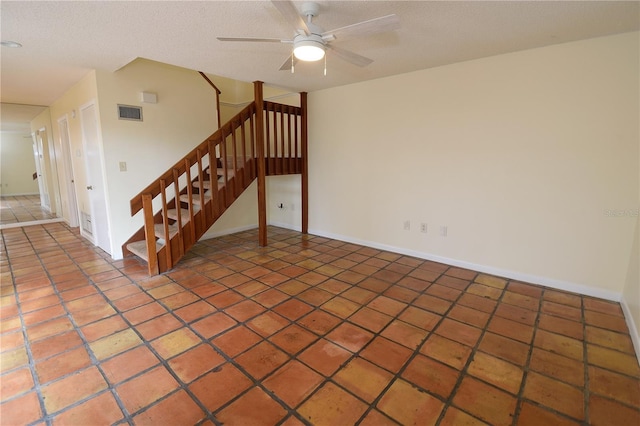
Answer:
[439,226,448,237]
[420,223,428,233]
[403,220,410,231]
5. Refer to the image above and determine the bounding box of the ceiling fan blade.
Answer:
[327,45,374,67]
[217,37,287,43]
[279,54,298,71]
[272,0,310,35]
[322,14,400,41]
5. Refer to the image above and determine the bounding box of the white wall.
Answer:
[307,32,639,301]
[31,109,62,216]
[0,132,39,195]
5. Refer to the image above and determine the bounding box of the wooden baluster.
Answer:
[265,104,271,175]
[208,138,219,217]
[172,168,185,257]
[141,193,159,275]
[294,110,300,173]
[197,149,206,229]
[231,119,240,194]
[220,129,230,206]
[184,159,196,243]
[160,179,172,269]
[286,109,292,174]
[279,105,285,175]
[249,107,256,178]
[240,119,248,184]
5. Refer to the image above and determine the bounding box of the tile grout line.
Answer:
[5,226,59,426]
[510,282,544,425]
[433,276,509,425]
[36,224,135,426]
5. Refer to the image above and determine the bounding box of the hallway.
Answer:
[0,195,59,228]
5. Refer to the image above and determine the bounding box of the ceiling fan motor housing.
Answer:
[293,33,325,61]
[300,2,320,18]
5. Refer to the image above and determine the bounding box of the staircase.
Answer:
[123,82,308,275]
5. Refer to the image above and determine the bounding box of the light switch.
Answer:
[119,161,127,172]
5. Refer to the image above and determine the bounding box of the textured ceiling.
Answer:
[1,0,638,125]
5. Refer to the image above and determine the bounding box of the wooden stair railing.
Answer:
[123,82,307,275]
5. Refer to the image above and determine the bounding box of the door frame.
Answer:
[32,128,51,212]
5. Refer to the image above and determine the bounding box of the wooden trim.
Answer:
[254,81,267,246]
[198,71,222,129]
[160,179,172,269]
[301,92,308,234]
[142,194,159,275]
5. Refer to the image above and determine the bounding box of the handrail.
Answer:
[199,71,222,129]
[124,82,308,275]
[198,71,222,95]
[129,102,255,215]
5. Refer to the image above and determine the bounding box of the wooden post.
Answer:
[254,81,268,246]
[301,92,308,234]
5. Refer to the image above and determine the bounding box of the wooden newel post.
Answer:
[300,92,308,234]
[254,81,268,246]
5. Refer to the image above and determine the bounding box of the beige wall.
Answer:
[47,70,99,227]
[0,132,39,195]
[306,32,639,302]
[94,59,219,258]
[622,216,639,358]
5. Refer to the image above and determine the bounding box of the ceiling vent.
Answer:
[117,104,143,121]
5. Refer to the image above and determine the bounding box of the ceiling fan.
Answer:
[217,1,400,74]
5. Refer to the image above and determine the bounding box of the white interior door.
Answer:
[58,116,79,227]
[32,130,50,211]
[80,102,112,255]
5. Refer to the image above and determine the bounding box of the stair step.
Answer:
[192,180,225,190]
[180,191,211,205]
[154,223,179,240]
[216,168,236,178]
[127,240,163,262]
[167,206,200,222]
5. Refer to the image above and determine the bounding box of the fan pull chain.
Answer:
[291,54,295,74]
[324,54,327,76]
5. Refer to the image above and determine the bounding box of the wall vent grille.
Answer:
[81,212,92,235]
[117,105,143,121]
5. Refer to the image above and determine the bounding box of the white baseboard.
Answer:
[0,217,64,230]
[199,224,259,241]
[620,299,640,367]
[307,228,621,302]
[0,192,40,197]
[267,221,301,232]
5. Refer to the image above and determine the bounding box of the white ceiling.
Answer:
[1,1,638,127]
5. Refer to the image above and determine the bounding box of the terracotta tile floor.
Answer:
[0,195,57,226]
[1,223,639,425]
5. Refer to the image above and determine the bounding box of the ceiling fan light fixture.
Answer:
[293,39,325,61]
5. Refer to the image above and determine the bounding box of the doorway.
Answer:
[57,115,79,227]
[80,102,112,255]
[32,129,51,211]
